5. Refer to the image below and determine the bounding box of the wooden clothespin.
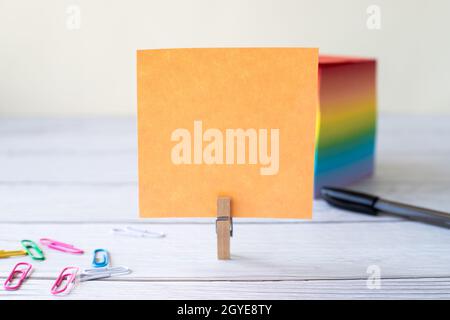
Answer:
[216,197,233,260]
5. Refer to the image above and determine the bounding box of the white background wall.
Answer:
[1,0,449,116]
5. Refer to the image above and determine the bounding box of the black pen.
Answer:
[321,186,450,229]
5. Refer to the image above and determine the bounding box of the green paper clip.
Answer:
[21,240,45,261]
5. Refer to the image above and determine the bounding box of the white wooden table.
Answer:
[0,114,449,299]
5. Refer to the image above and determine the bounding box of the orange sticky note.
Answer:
[137,48,318,218]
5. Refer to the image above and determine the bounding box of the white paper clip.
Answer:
[79,266,131,282]
[111,226,166,238]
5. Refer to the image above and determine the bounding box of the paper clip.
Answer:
[111,226,165,238]
[51,266,79,295]
[21,240,45,261]
[40,238,84,254]
[3,262,33,291]
[80,266,131,282]
[92,249,109,268]
[0,250,27,259]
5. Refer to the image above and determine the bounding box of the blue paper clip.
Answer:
[92,249,109,268]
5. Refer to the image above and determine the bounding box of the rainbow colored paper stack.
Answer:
[314,56,377,196]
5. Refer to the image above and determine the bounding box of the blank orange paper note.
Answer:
[137,48,318,218]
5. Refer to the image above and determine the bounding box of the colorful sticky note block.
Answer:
[137,48,318,219]
[314,56,377,196]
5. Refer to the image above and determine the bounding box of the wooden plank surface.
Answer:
[1,221,450,280]
[3,278,450,300]
[0,114,449,299]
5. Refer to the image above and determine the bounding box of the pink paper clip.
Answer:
[4,262,33,291]
[51,266,79,295]
[39,238,84,254]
